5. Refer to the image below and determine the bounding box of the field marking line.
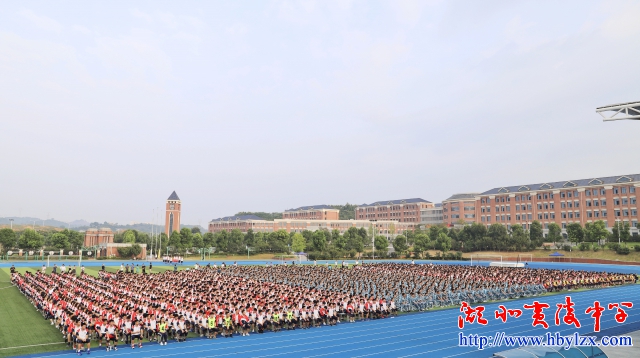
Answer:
[0,342,66,350]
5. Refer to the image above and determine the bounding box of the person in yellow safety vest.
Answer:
[158,318,168,346]
[272,311,280,332]
[286,309,296,330]
[207,315,217,339]
[223,314,233,338]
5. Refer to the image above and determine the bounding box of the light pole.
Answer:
[616,218,621,244]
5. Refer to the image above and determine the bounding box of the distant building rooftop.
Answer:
[285,205,336,212]
[481,174,640,195]
[210,215,265,222]
[444,193,480,201]
[358,198,431,207]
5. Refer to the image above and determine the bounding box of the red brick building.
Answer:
[282,205,339,220]
[355,198,433,225]
[165,191,181,236]
[83,228,114,247]
[475,174,639,234]
[442,193,480,227]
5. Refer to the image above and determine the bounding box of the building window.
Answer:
[576,212,580,218]
[586,191,591,196]
[602,210,607,217]
[614,188,619,194]
[631,198,636,205]
[528,214,532,220]
[601,199,607,206]
[551,213,555,219]
[575,201,579,208]
[586,200,591,207]
[516,214,520,220]
[544,213,549,219]
[587,212,592,218]
[562,212,567,219]
[538,214,542,220]
[496,215,500,222]
[633,210,638,216]
[507,215,511,221]
[569,213,573,218]
[527,204,532,210]
[561,202,566,208]
[538,204,542,210]
[594,211,600,217]
[601,189,606,195]
[631,187,636,193]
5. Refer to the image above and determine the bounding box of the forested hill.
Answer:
[234,212,283,221]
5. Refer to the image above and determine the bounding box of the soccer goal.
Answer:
[517,254,533,263]
[470,254,502,266]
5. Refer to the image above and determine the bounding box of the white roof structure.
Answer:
[596,101,640,121]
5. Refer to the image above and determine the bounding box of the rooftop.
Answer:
[285,205,336,212]
[358,198,431,207]
[167,191,180,201]
[481,174,640,195]
[210,215,265,222]
[444,193,480,201]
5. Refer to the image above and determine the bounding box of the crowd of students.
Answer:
[10,262,636,355]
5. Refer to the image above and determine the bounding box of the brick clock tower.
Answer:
[165,191,181,236]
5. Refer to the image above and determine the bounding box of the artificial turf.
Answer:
[0,269,67,357]
[0,266,175,357]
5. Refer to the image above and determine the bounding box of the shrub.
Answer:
[616,246,630,255]
[578,243,591,251]
[562,245,572,252]
[608,243,620,252]
[592,246,600,252]
[635,245,640,252]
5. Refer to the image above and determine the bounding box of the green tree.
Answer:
[435,232,451,253]
[180,228,193,249]
[191,227,201,234]
[529,221,544,246]
[192,233,204,249]
[312,230,327,251]
[62,229,84,249]
[413,233,430,258]
[268,230,289,252]
[0,228,17,253]
[168,230,183,253]
[621,222,631,244]
[510,224,529,251]
[291,233,306,252]
[123,230,136,243]
[244,229,256,247]
[487,224,508,249]
[216,231,229,252]
[374,235,388,254]
[584,220,608,244]
[392,235,408,256]
[17,229,44,250]
[229,229,244,253]
[203,232,215,248]
[547,223,562,243]
[566,223,584,244]
[50,233,69,250]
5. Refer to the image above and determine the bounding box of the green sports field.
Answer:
[0,266,175,357]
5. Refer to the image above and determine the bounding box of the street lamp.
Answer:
[616,218,621,244]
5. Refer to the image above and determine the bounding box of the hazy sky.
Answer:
[2,0,640,225]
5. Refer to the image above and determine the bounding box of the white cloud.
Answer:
[19,9,61,33]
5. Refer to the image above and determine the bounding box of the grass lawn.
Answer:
[0,269,67,357]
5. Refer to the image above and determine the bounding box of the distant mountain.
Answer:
[69,219,90,228]
[0,217,71,228]
[0,217,204,234]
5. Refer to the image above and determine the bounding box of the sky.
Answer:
[1,0,640,226]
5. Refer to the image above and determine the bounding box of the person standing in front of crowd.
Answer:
[158,318,168,345]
